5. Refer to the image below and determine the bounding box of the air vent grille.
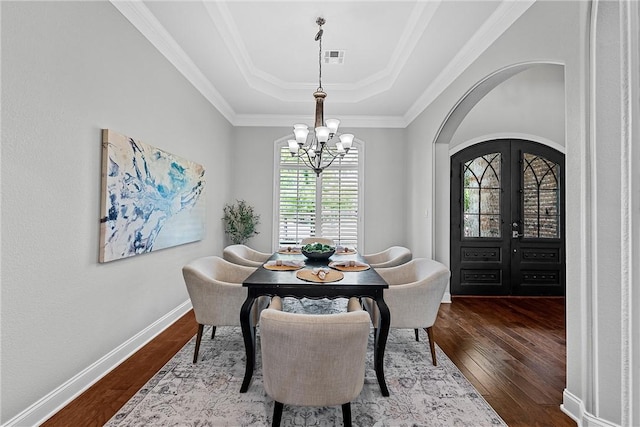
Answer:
[324,50,345,64]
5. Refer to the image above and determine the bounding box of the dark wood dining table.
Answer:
[239,250,391,396]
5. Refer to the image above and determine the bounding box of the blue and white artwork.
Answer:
[99,129,206,263]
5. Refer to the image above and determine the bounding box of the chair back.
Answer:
[300,237,335,246]
[223,244,271,267]
[182,256,256,327]
[376,258,450,328]
[260,308,370,408]
[364,246,412,268]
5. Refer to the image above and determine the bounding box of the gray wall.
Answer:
[1,2,232,423]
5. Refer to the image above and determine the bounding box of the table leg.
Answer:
[374,295,390,397]
[240,295,256,393]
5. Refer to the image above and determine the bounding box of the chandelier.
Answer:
[287,17,354,177]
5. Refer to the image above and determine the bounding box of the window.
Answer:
[275,140,362,247]
[462,153,501,238]
[522,153,560,238]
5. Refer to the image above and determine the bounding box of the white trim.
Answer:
[405,1,537,124]
[619,1,631,423]
[111,1,533,129]
[561,389,622,427]
[441,291,452,304]
[272,135,290,252]
[205,2,441,103]
[233,114,408,129]
[561,388,584,424]
[434,62,565,148]
[589,0,600,417]
[2,301,193,427]
[626,2,640,425]
[357,139,366,252]
[109,1,236,124]
[272,136,365,250]
[448,133,565,156]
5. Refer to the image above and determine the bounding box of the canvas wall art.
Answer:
[99,129,206,263]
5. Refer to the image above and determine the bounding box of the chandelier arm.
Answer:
[318,151,343,171]
[298,147,319,171]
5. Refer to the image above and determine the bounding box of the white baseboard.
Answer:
[2,301,193,427]
[561,388,584,425]
[562,389,622,427]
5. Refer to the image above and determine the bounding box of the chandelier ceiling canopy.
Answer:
[287,17,354,177]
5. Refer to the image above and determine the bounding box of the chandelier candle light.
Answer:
[288,17,355,176]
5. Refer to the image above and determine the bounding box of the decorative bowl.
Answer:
[302,248,336,260]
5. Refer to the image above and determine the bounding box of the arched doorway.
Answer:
[450,139,565,295]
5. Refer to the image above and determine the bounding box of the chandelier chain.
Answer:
[317,20,323,90]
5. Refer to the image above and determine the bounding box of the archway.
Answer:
[432,62,566,292]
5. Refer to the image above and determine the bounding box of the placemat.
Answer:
[334,248,357,255]
[277,248,302,255]
[296,269,344,283]
[263,263,303,271]
[329,261,370,272]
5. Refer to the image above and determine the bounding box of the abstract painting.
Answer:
[99,129,206,263]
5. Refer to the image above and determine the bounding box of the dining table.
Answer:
[239,249,391,396]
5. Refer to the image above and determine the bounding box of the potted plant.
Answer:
[222,200,260,245]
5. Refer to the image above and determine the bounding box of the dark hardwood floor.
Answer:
[436,297,575,427]
[42,297,575,427]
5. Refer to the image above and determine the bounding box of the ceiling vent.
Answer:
[324,50,345,64]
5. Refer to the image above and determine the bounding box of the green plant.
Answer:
[222,200,260,244]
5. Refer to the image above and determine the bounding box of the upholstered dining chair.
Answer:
[182,256,269,363]
[260,297,370,427]
[300,237,335,246]
[362,258,450,365]
[363,246,412,268]
[222,244,271,267]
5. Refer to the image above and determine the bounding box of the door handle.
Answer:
[512,231,523,238]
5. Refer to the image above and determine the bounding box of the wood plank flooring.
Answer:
[42,297,575,426]
[436,297,575,427]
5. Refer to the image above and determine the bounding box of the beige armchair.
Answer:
[363,258,450,365]
[363,246,412,268]
[260,297,370,427]
[300,237,334,246]
[222,244,271,267]
[182,256,268,363]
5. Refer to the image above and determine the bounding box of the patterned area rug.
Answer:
[105,299,506,426]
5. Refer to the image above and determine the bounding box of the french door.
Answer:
[450,139,565,296]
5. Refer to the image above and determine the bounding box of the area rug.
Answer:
[105,299,506,426]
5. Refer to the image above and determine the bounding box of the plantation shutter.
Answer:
[277,143,360,247]
[278,146,317,244]
[319,146,359,246]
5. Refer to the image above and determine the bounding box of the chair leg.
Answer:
[210,325,216,340]
[425,326,437,366]
[342,402,352,427]
[193,324,204,363]
[414,328,420,341]
[272,401,283,427]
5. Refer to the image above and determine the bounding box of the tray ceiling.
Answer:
[112,1,535,127]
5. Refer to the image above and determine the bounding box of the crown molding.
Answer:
[111,0,534,128]
[404,0,536,125]
[205,1,440,104]
[110,1,236,124]
[233,114,408,129]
